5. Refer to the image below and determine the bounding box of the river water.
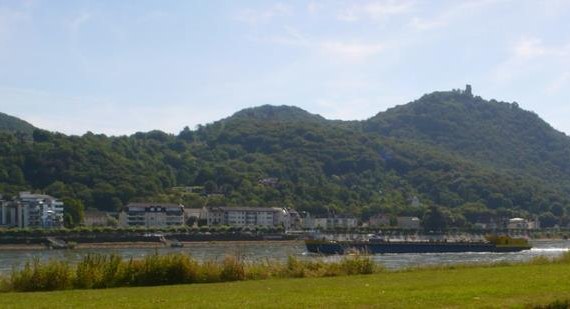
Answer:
[0,239,568,274]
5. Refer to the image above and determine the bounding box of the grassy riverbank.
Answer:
[1,253,376,292]
[2,261,570,308]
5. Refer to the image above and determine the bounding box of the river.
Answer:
[0,239,568,274]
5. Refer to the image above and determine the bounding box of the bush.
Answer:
[11,258,73,291]
[555,251,570,264]
[197,261,222,283]
[220,256,245,281]
[4,253,378,292]
[340,255,376,275]
[74,254,122,289]
[284,256,306,278]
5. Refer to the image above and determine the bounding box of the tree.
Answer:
[62,198,85,227]
[44,181,71,198]
[422,205,447,231]
[539,212,558,228]
[204,181,218,195]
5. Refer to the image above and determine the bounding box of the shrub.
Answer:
[162,254,199,284]
[74,254,122,289]
[555,251,570,264]
[197,261,222,283]
[339,255,376,275]
[5,253,378,292]
[220,255,245,281]
[11,258,73,291]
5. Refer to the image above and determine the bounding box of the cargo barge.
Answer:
[305,235,532,254]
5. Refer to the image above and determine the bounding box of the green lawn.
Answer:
[2,263,570,308]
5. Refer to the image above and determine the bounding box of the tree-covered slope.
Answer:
[0,112,36,134]
[365,88,570,190]
[0,88,569,228]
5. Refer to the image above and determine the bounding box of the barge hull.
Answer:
[305,242,530,255]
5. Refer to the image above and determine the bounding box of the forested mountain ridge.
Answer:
[0,112,36,135]
[223,105,327,123]
[364,88,570,191]
[1,87,569,228]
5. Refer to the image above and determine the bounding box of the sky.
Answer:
[0,0,569,136]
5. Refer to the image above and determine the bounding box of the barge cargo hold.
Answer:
[305,235,532,254]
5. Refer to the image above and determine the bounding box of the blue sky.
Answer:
[0,0,569,135]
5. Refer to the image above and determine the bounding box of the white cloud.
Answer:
[320,41,384,61]
[408,0,502,31]
[513,37,569,59]
[67,12,91,34]
[262,27,386,62]
[235,3,290,25]
[0,6,30,43]
[408,16,446,31]
[493,37,570,83]
[307,2,321,14]
[337,0,414,22]
[546,72,570,95]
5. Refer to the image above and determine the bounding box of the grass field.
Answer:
[2,262,570,308]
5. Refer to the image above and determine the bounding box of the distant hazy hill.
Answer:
[0,112,35,134]
[225,105,327,123]
[0,88,568,228]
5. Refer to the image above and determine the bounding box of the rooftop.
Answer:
[207,206,282,212]
[19,192,56,200]
[125,203,184,209]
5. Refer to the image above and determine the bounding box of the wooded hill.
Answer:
[1,87,569,228]
[0,112,36,135]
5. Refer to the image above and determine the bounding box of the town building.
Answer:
[286,208,303,230]
[19,192,65,228]
[184,208,206,226]
[83,210,113,227]
[473,221,499,230]
[396,216,421,229]
[304,215,358,230]
[368,214,420,229]
[0,199,22,227]
[507,217,540,230]
[204,206,291,228]
[0,192,64,228]
[118,203,185,228]
[368,214,391,227]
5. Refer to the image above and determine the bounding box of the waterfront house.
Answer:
[204,206,291,229]
[397,216,421,229]
[83,210,113,227]
[118,203,185,228]
[1,192,64,228]
[286,208,303,229]
[0,197,22,228]
[507,217,540,230]
[184,208,205,226]
[368,214,391,227]
[368,215,420,229]
[304,215,358,230]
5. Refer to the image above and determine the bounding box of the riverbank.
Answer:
[0,240,302,251]
[0,238,560,251]
[2,260,570,308]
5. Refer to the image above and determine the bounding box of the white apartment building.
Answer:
[119,203,185,228]
[0,192,64,228]
[204,207,291,228]
[303,215,358,230]
[0,199,23,227]
[20,192,64,228]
